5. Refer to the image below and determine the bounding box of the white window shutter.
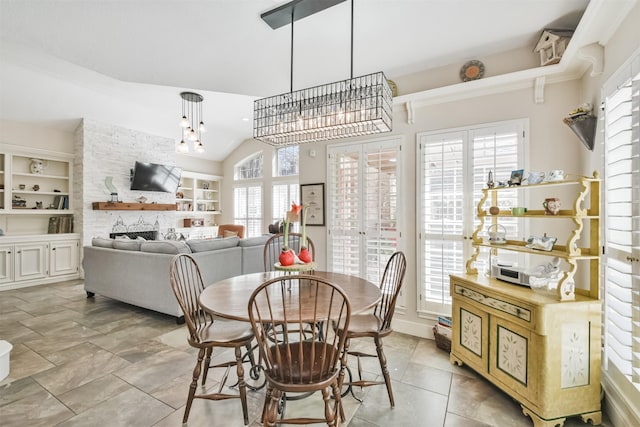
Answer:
[603,53,640,389]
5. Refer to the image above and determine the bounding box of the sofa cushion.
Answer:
[140,241,191,254]
[187,236,239,253]
[112,239,142,251]
[92,237,114,248]
[238,235,271,247]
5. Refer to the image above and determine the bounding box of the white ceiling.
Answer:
[0,0,614,161]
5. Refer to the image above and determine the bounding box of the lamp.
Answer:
[178,91,205,153]
[253,0,393,147]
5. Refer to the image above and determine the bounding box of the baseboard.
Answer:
[392,318,434,339]
[601,370,640,427]
[0,274,81,291]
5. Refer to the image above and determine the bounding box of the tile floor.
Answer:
[0,280,612,427]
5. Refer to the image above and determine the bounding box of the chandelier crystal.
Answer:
[253,0,392,147]
[178,91,205,153]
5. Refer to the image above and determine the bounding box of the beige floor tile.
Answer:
[57,374,132,414]
[2,343,55,382]
[58,387,174,427]
[32,347,130,395]
[0,388,74,427]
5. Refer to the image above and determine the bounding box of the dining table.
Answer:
[198,270,381,322]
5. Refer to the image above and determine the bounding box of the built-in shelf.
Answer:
[92,202,176,211]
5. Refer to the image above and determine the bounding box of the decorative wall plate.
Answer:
[460,60,485,82]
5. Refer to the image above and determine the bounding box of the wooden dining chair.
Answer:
[337,251,407,407]
[169,254,255,425]
[263,232,315,271]
[248,275,351,427]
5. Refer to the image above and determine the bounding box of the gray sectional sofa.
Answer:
[82,235,270,322]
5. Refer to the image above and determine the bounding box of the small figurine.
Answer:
[487,171,495,189]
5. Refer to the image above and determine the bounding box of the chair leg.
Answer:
[262,384,273,424]
[331,380,344,425]
[202,347,213,386]
[337,338,349,422]
[183,347,205,424]
[264,387,280,427]
[235,346,249,425]
[374,336,394,407]
[322,387,337,427]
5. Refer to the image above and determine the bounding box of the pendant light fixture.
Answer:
[178,91,205,153]
[253,0,393,147]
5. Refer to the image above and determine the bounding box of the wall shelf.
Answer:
[92,202,176,211]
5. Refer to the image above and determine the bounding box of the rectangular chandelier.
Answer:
[253,71,393,146]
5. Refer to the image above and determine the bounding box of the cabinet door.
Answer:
[452,299,489,373]
[50,240,79,276]
[0,245,13,284]
[489,316,535,401]
[14,242,48,281]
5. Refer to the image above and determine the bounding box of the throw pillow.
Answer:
[140,241,191,254]
[92,237,114,248]
[223,230,238,238]
[238,235,271,247]
[112,239,142,251]
[187,236,239,253]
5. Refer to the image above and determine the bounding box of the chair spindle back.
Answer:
[373,251,407,332]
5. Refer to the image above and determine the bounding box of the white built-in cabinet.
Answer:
[175,171,222,231]
[0,144,80,290]
[0,235,80,289]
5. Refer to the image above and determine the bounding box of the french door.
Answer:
[327,137,403,286]
[417,120,525,315]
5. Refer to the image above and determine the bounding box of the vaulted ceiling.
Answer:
[0,0,630,161]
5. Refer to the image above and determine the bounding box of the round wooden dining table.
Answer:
[199,271,381,322]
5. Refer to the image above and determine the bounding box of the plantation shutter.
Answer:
[418,131,466,314]
[272,183,299,229]
[328,146,361,276]
[603,51,640,390]
[363,145,400,284]
[234,185,263,237]
[418,121,523,315]
[327,138,402,284]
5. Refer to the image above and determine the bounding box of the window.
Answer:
[234,152,263,180]
[234,185,263,238]
[272,183,299,228]
[274,146,299,177]
[272,146,299,229]
[603,51,640,397]
[233,151,264,237]
[417,120,524,315]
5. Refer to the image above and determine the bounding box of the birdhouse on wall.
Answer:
[534,29,574,66]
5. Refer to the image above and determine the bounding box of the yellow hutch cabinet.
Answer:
[450,174,602,427]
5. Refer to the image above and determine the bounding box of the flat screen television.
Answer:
[130,161,182,193]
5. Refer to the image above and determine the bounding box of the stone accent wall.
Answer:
[77,119,177,246]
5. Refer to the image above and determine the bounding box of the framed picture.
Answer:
[509,169,524,186]
[300,183,325,226]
